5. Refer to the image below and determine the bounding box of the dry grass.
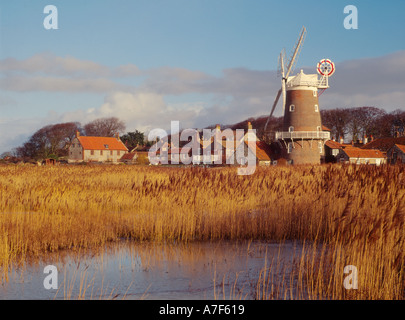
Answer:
[0,163,404,299]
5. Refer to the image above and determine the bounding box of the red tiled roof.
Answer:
[322,125,331,132]
[361,137,405,152]
[394,144,405,153]
[120,152,136,160]
[245,140,272,161]
[343,147,385,159]
[255,141,272,161]
[325,140,343,149]
[78,136,128,151]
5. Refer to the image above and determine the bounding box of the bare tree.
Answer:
[390,109,405,137]
[84,117,126,137]
[373,109,405,137]
[16,122,82,160]
[321,108,350,140]
[353,106,386,138]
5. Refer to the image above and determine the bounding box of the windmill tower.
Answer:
[264,27,335,165]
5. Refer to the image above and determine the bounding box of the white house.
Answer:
[336,147,386,165]
[68,131,128,163]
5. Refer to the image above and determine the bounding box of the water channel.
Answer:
[0,240,311,300]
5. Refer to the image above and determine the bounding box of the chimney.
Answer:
[215,124,221,131]
[340,136,344,144]
[76,130,80,138]
[364,135,368,144]
[247,121,252,130]
[371,135,374,141]
[116,132,120,140]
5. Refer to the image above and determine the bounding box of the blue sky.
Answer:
[0,0,405,153]
[2,1,404,70]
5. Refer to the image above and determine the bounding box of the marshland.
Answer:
[0,164,404,299]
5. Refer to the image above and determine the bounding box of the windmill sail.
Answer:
[264,88,282,132]
[264,26,306,134]
[284,27,307,79]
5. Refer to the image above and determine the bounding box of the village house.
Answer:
[323,137,353,161]
[238,140,273,166]
[361,136,405,153]
[169,147,197,164]
[147,122,274,166]
[148,139,220,165]
[148,141,172,165]
[118,145,150,165]
[387,144,405,164]
[193,138,222,165]
[207,122,277,166]
[224,122,273,166]
[120,151,138,164]
[148,125,231,166]
[323,134,377,163]
[336,147,386,165]
[68,131,128,163]
[324,140,343,162]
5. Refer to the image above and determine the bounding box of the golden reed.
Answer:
[0,163,404,299]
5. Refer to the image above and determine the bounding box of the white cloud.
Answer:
[0,53,109,77]
[0,75,128,93]
[0,53,140,93]
[0,52,141,78]
[318,50,405,112]
[56,91,206,135]
[1,50,405,153]
[94,91,207,133]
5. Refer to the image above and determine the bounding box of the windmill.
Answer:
[264,26,307,133]
[264,26,335,165]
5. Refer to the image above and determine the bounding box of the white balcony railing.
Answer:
[276,131,331,140]
[286,75,329,89]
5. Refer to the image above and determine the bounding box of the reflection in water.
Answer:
[0,240,309,300]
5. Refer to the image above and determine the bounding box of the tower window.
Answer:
[313,90,317,97]
[289,126,294,132]
[288,142,293,153]
[314,105,319,112]
[318,141,323,154]
[289,104,295,112]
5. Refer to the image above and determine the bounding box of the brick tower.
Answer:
[276,69,331,164]
[264,26,335,165]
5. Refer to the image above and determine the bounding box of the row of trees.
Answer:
[14,117,147,161]
[8,106,405,161]
[320,107,405,141]
[15,122,81,160]
[255,107,404,142]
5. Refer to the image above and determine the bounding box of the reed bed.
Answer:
[0,163,404,299]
